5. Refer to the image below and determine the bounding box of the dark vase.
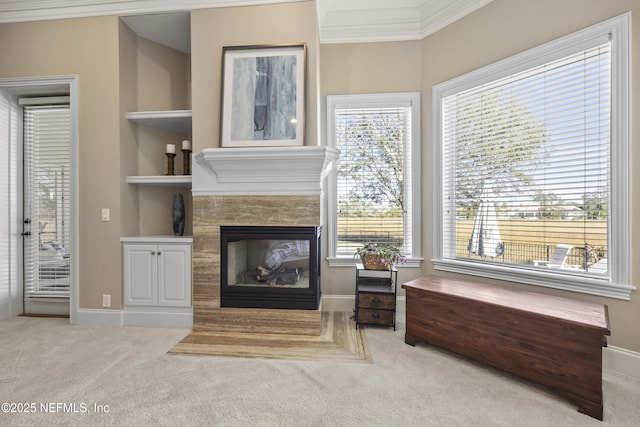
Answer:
[172,193,185,236]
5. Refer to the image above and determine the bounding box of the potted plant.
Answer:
[354,242,406,270]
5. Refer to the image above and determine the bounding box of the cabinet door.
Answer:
[123,244,157,306]
[157,244,191,307]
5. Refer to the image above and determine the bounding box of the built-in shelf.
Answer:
[127,110,192,133]
[127,175,192,187]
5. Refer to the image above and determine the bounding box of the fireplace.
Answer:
[220,225,321,310]
[191,146,339,335]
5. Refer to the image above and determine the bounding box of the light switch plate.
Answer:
[101,208,110,222]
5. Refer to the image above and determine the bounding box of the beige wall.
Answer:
[319,40,424,295]
[0,16,123,310]
[191,1,318,151]
[320,40,423,96]
[319,0,640,351]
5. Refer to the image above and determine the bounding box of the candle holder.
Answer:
[166,153,176,176]
[182,149,192,175]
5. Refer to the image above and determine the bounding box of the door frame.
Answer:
[0,76,79,324]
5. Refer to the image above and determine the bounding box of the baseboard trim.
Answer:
[604,345,640,378]
[75,309,122,326]
[76,308,193,328]
[123,309,193,328]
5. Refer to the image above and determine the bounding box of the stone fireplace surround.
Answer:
[191,146,339,336]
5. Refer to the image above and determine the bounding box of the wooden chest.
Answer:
[402,276,610,420]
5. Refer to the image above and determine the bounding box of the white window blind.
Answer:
[327,92,421,267]
[0,93,15,307]
[335,104,411,254]
[434,13,632,299]
[443,41,610,273]
[23,104,71,299]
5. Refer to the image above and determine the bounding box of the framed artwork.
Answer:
[221,43,306,148]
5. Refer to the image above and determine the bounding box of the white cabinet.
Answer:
[123,239,191,307]
[121,237,193,328]
[124,243,158,306]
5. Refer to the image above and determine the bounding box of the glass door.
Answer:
[22,103,72,311]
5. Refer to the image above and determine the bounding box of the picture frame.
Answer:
[220,43,306,148]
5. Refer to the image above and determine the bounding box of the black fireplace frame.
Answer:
[220,225,321,310]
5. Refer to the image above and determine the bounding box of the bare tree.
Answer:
[337,112,406,216]
[452,91,547,211]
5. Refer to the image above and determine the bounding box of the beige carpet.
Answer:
[169,311,372,362]
[2,307,640,426]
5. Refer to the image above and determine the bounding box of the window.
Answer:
[327,93,421,267]
[433,13,633,299]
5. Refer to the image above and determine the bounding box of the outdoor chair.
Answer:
[588,258,608,274]
[533,244,573,268]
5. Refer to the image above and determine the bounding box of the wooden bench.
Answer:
[402,276,610,420]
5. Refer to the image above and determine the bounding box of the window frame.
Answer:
[432,13,634,299]
[326,92,422,268]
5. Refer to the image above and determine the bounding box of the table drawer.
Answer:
[357,277,392,287]
[358,308,394,326]
[358,293,395,310]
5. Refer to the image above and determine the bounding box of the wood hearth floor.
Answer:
[168,312,372,363]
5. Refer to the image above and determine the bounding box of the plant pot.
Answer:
[361,254,389,271]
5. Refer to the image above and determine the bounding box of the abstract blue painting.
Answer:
[222,44,306,147]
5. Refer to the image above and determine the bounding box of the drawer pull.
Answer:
[373,298,381,304]
[372,313,380,319]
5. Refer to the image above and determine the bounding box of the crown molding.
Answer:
[319,6,423,44]
[318,0,494,44]
[419,0,493,39]
[0,0,299,23]
[0,0,494,43]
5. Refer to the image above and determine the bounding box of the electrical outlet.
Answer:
[102,294,111,308]
[101,208,110,222]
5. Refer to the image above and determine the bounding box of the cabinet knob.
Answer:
[372,313,380,319]
[151,251,155,255]
[373,298,381,304]
[157,251,161,255]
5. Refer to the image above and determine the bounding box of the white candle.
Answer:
[166,144,175,154]
[182,140,191,151]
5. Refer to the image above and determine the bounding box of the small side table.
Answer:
[354,263,398,330]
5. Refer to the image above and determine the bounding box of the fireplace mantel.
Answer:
[192,146,340,196]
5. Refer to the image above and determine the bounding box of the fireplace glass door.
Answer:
[220,226,321,309]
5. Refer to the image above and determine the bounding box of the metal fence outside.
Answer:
[338,231,404,251]
[457,238,607,269]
